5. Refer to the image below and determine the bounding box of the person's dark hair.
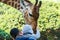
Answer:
[10,28,19,39]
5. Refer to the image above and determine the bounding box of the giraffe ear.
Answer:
[38,1,42,8]
[34,0,38,6]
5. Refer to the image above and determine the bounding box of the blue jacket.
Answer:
[15,35,35,40]
[22,24,40,39]
[15,24,40,40]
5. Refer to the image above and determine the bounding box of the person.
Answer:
[10,28,23,40]
[15,24,40,40]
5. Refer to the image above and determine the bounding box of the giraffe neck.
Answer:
[0,0,20,10]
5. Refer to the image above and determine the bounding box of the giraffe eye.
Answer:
[29,13,33,17]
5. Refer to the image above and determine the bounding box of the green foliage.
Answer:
[0,0,60,40]
[0,2,24,33]
[0,29,11,40]
[38,1,60,31]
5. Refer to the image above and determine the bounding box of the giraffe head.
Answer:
[23,0,42,33]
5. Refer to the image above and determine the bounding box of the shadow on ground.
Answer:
[38,28,60,40]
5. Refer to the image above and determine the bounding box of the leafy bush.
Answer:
[0,29,11,40]
[38,1,60,31]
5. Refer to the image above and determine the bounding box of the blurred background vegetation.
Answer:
[0,0,60,40]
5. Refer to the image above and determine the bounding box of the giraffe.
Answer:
[20,0,42,34]
[0,0,42,34]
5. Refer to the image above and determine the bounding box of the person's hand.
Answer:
[19,31,23,36]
